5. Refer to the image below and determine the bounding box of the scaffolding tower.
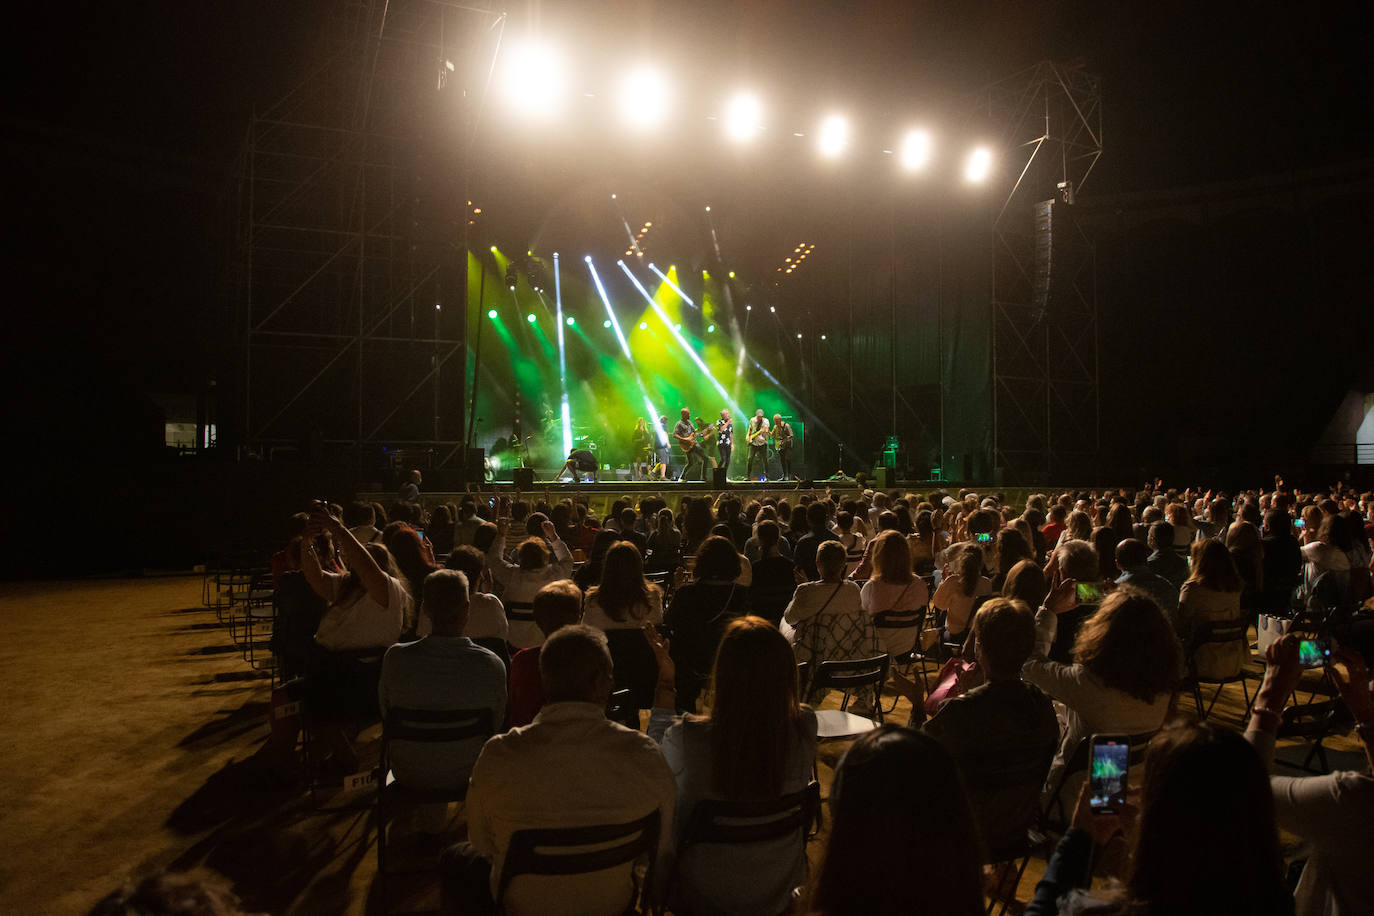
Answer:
[232,0,495,470]
[986,60,1103,481]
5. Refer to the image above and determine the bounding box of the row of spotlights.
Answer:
[498,44,992,178]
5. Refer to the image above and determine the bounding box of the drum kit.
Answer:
[496,416,599,471]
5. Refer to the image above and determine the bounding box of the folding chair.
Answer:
[812,655,888,740]
[376,706,495,912]
[494,811,661,915]
[969,747,1056,916]
[606,688,640,730]
[667,781,821,911]
[1275,696,1349,775]
[1185,620,1255,722]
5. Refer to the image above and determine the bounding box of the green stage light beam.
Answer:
[587,256,664,439]
[553,253,572,455]
[647,263,697,309]
[618,260,744,420]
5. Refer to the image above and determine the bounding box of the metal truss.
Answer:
[232,0,498,466]
[986,60,1103,481]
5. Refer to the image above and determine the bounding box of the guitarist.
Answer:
[771,413,795,481]
[673,407,707,481]
[745,409,770,480]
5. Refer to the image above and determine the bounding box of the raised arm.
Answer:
[309,509,393,607]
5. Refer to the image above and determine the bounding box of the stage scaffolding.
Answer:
[232,0,497,472]
[986,60,1103,482]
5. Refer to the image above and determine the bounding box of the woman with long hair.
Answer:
[646,506,682,559]
[574,527,619,591]
[907,508,946,577]
[1002,557,1048,608]
[807,726,985,916]
[383,525,437,637]
[991,527,1033,592]
[664,535,749,711]
[1166,503,1197,550]
[583,541,663,629]
[1092,525,1120,581]
[932,542,993,645]
[1178,538,1246,680]
[1023,588,1182,811]
[1026,720,1290,915]
[645,617,816,916]
[853,530,930,658]
[1058,509,1093,548]
[1225,519,1265,613]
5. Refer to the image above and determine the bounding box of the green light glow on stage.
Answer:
[565,316,575,326]
[526,313,537,323]
[487,309,498,319]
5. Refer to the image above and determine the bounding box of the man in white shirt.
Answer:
[440,625,676,915]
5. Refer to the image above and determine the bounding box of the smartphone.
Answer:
[1076,580,1107,604]
[1297,637,1332,668]
[415,528,425,540]
[1089,734,1130,815]
[975,532,993,544]
[1294,518,1305,530]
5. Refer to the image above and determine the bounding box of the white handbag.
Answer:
[1256,614,1291,655]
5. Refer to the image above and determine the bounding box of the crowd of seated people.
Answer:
[231,480,1374,915]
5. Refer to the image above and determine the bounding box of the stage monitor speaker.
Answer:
[512,467,534,490]
[712,467,728,488]
[872,467,892,490]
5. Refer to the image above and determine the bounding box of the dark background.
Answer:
[2,0,1371,574]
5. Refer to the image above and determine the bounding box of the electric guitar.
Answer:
[747,421,769,447]
[675,426,713,453]
[772,423,793,451]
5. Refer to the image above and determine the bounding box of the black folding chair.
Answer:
[495,811,661,915]
[812,655,889,751]
[668,781,821,909]
[606,688,640,730]
[376,706,495,912]
[1276,696,1349,775]
[1185,620,1255,722]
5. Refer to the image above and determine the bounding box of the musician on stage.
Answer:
[673,407,707,481]
[772,413,795,481]
[556,447,599,483]
[630,417,652,480]
[650,415,671,479]
[715,409,734,480]
[745,409,770,480]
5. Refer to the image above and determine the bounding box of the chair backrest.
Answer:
[604,628,659,710]
[1189,619,1248,650]
[495,810,661,912]
[812,655,889,693]
[680,780,820,851]
[382,706,494,745]
[505,599,535,623]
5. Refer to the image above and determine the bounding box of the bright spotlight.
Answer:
[618,65,671,130]
[965,146,993,183]
[526,313,537,323]
[638,321,648,330]
[707,324,716,333]
[490,245,498,252]
[565,316,575,326]
[501,41,566,119]
[817,114,849,159]
[796,333,803,339]
[899,129,932,171]
[723,92,762,142]
[602,319,612,329]
[487,309,498,319]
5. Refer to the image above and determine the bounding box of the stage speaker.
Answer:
[463,447,485,485]
[512,467,535,490]
[872,467,892,490]
[712,467,728,488]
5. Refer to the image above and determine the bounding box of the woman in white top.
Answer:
[932,543,993,643]
[302,508,408,652]
[582,541,664,630]
[486,517,574,649]
[784,540,879,675]
[852,531,929,657]
[1022,586,1182,814]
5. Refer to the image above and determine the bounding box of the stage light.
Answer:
[618,65,671,130]
[797,333,803,339]
[674,323,682,331]
[820,334,827,340]
[639,321,648,330]
[770,306,776,313]
[435,303,441,310]
[487,309,498,319]
[965,146,993,183]
[526,313,537,323]
[746,305,752,311]
[565,316,575,326]
[728,271,735,278]
[704,205,711,212]
[818,115,849,158]
[707,324,716,333]
[899,129,933,171]
[501,41,566,119]
[490,245,498,252]
[723,91,762,142]
[603,319,612,328]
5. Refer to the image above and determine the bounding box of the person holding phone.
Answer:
[1025,720,1290,916]
[932,543,993,646]
[1245,634,1374,916]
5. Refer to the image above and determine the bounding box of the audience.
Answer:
[1114,537,1179,615]
[748,520,800,626]
[645,617,817,915]
[664,536,749,712]
[855,531,930,658]
[378,569,506,795]
[1259,508,1304,614]
[506,580,584,729]
[441,624,675,915]
[806,727,985,916]
[582,542,663,630]
[793,501,833,581]
[1145,519,1188,591]
[924,599,1059,859]
[785,540,880,698]
[932,542,993,646]
[1043,540,1102,664]
[443,546,509,652]
[486,516,575,649]
[1176,538,1247,679]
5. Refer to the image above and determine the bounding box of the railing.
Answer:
[1309,442,1374,465]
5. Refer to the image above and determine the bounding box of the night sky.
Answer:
[3,0,1371,466]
